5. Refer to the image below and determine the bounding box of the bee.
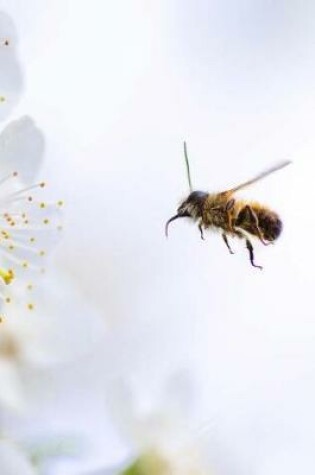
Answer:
[165,142,291,269]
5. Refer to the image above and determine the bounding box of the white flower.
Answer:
[0,115,65,410]
[79,372,213,475]
[0,11,23,121]
[0,116,106,412]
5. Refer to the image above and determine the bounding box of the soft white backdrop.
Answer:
[0,1,315,474]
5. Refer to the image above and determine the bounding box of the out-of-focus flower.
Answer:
[0,438,36,475]
[80,372,213,475]
[0,11,23,121]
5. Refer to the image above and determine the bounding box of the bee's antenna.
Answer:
[183,141,193,192]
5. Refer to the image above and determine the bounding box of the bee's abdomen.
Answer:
[257,209,282,241]
[236,206,282,241]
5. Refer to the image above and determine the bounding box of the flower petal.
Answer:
[0,116,44,182]
[0,359,25,411]
[79,469,122,475]
[0,12,18,49]
[0,12,23,121]
[5,269,106,367]
[0,56,23,121]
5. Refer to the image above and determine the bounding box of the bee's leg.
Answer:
[198,222,205,240]
[245,238,263,270]
[222,233,234,254]
[243,205,270,246]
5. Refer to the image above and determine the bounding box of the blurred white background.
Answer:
[0,1,315,474]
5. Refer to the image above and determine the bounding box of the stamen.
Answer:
[6,239,45,255]
[0,171,18,188]
[4,182,47,202]
[0,249,40,271]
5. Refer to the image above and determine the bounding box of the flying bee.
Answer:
[165,142,291,269]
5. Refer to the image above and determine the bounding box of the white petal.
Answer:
[0,359,25,411]
[79,469,122,475]
[105,379,138,443]
[0,55,23,121]
[0,116,44,182]
[5,269,106,366]
[0,12,23,121]
[0,12,18,49]
[0,440,35,475]
[162,370,195,418]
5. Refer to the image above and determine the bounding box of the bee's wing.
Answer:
[224,160,291,194]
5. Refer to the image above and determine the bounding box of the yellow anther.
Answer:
[5,297,11,303]
[27,284,33,291]
[40,202,46,208]
[39,250,45,256]
[30,237,35,243]
[0,268,14,285]
[57,200,64,207]
[43,219,49,224]
[0,96,5,103]
[27,303,34,311]
[22,261,28,268]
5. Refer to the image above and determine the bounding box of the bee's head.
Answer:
[165,191,208,237]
